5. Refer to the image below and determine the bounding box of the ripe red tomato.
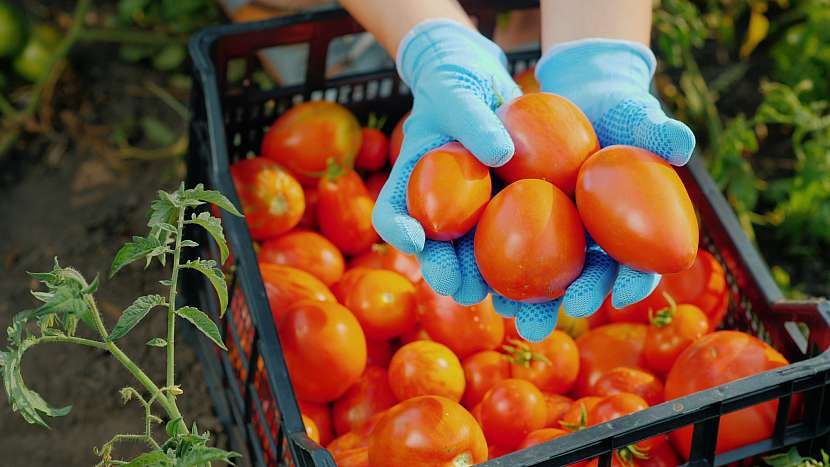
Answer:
[574,324,648,397]
[365,171,388,201]
[297,187,319,230]
[666,331,790,458]
[592,367,664,406]
[407,142,491,241]
[420,290,504,359]
[331,267,371,303]
[343,269,418,340]
[230,157,305,240]
[543,393,573,428]
[366,338,393,367]
[560,396,601,431]
[318,169,379,255]
[480,378,547,449]
[279,300,367,403]
[332,447,369,467]
[475,179,586,302]
[259,230,345,286]
[513,67,540,94]
[496,93,599,196]
[487,443,511,460]
[507,330,580,394]
[261,101,362,187]
[588,393,649,426]
[388,341,465,402]
[333,366,398,436]
[301,414,321,443]
[368,395,487,467]
[461,350,510,409]
[349,243,422,284]
[576,145,698,273]
[517,428,568,450]
[327,411,385,455]
[585,436,679,467]
[259,263,335,322]
[389,112,409,166]
[355,127,389,171]
[644,302,709,375]
[298,400,334,446]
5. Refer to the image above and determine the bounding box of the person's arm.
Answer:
[338,0,473,56]
[540,0,651,51]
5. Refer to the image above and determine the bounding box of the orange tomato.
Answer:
[333,366,398,436]
[301,414,320,443]
[279,301,367,403]
[557,302,591,339]
[261,101,361,187]
[230,157,305,240]
[514,67,540,94]
[592,367,664,406]
[259,263,335,322]
[475,179,586,302]
[575,145,698,273]
[332,447,369,467]
[644,302,709,375]
[480,378,547,449]
[496,93,599,196]
[349,243,422,284]
[298,400,334,446]
[507,330,580,395]
[574,323,648,397]
[389,112,409,167]
[388,341,465,402]
[461,350,510,409]
[368,396,487,467]
[327,412,385,455]
[259,230,345,286]
[560,396,601,431]
[407,142,491,240]
[517,428,568,450]
[318,169,379,255]
[587,393,649,426]
[331,267,371,303]
[420,290,504,359]
[543,393,573,428]
[342,269,418,340]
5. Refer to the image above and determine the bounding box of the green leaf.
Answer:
[122,450,173,467]
[180,240,199,248]
[146,337,167,347]
[109,295,166,340]
[110,236,164,278]
[175,306,226,350]
[153,44,186,71]
[166,417,184,437]
[186,212,229,263]
[159,279,173,286]
[140,116,176,146]
[183,184,242,217]
[181,259,228,316]
[178,446,240,466]
[81,274,100,294]
[2,344,72,428]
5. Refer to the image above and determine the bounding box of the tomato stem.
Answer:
[649,292,679,328]
[501,338,551,367]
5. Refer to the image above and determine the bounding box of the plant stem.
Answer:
[38,335,108,350]
[166,202,187,402]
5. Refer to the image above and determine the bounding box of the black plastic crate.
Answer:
[184,3,830,466]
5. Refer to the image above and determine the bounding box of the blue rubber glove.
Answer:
[372,19,521,305]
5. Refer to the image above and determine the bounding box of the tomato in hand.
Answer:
[388,341,465,402]
[480,378,547,449]
[407,142,492,240]
[366,338,393,368]
[230,157,305,240]
[333,366,398,435]
[543,393,573,428]
[259,263,335,322]
[259,230,345,286]
[592,367,664,406]
[666,331,790,458]
[279,300,367,403]
[355,127,389,171]
[318,168,379,255]
[389,112,409,167]
[461,350,510,408]
[560,396,601,431]
[261,101,362,186]
[343,269,418,339]
[368,395,487,467]
[420,290,504,359]
[349,243,422,284]
[365,171,388,202]
[298,400,334,446]
[475,179,586,302]
[588,393,649,426]
[644,299,709,375]
[574,324,648,397]
[576,145,698,273]
[505,330,580,395]
[517,428,568,450]
[513,67,540,94]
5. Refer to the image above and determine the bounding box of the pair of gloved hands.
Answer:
[373,19,696,342]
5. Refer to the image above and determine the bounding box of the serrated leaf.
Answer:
[180,240,199,248]
[175,306,226,350]
[110,295,166,340]
[146,338,167,347]
[31,291,53,303]
[178,446,240,466]
[110,236,163,278]
[2,345,72,428]
[123,450,173,467]
[166,417,184,437]
[81,274,100,294]
[181,259,228,315]
[159,279,173,286]
[156,222,177,233]
[28,271,58,283]
[186,212,229,263]
[183,184,242,217]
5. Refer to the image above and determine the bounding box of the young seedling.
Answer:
[1,183,242,466]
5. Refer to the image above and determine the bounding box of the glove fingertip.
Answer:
[516,302,558,343]
[491,294,520,318]
[611,268,661,309]
[372,208,425,254]
[418,241,461,296]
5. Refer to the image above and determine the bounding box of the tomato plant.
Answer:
[505,330,579,395]
[349,243,422,284]
[461,350,510,409]
[480,378,547,449]
[388,341,465,402]
[592,367,664,406]
[318,167,379,255]
[342,269,418,340]
[333,366,398,436]
[259,230,345,286]
[574,323,648,397]
[420,290,504,359]
[230,157,305,240]
[259,263,335,322]
[644,296,709,375]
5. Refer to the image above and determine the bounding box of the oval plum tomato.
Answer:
[576,145,699,273]
[332,267,371,303]
[318,169,379,255]
[420,291,504,359]
[333,366,398,436]
[259,263,335,322]
[230,157,305,240]
[513,67,540,94]
[365,171,388,201]
[327,411,385,455]
[297,187,319,229]
[298,400,334,446]
[389,112,409,167]
[368,395,487,467]
[560,396,601,431]
[505,330,580,394]
[366,338,393,367]
[261,101,362,186]
[588,393,649,426]
[461,350,510,409]
[543,393,573,428]
[343,269,418,340]
[333,447,369,467]
[496,93,599,196]
[592,367,664,406]
[407,142,492,241]
[666,331,789,458]
[301,414,321,443]
[355,127,389,171]
[279,300,367,403]
[259,230,345,286]
[644,300,709,375]
[574,324,648,397]
[475,179,586,302]
[349,243,422,283]
[480,378,547,449]
[517,428,568,450]
[557,302,591,339]
[388,341,465,402]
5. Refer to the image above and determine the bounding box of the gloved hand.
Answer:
[373,19,522,305]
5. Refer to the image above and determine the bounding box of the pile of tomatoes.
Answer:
[222,92,796,467]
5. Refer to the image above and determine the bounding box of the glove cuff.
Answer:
[396,18,508,88]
